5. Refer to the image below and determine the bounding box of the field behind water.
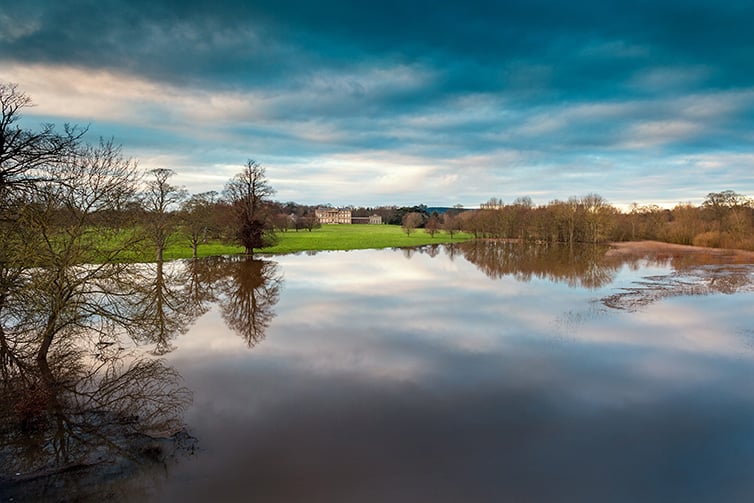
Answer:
[163,224,473,260]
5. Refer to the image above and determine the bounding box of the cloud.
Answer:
[1,0,753,206]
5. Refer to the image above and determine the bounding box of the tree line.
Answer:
[321,193,754,253]
[441,192,754,250]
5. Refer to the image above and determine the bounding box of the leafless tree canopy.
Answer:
[141,168,187,261]
[401,212,423,236]
[0,83,84,208]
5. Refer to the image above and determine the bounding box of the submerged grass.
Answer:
[260,224,473,254]
[161,224,473,260]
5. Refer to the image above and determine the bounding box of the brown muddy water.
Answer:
[2,242,754,502]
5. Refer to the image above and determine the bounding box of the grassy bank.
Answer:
[162,224,473,260]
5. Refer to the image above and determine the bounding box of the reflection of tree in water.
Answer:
[423,244,441,258]
[456,240,618,289]
[450,240,754,310]
[114,255,283,352]
[184,256,227,308]
[126,260,216,355]
[0,262,195,501]
[401,247,416,259]
[0,334,193,501]
[0,254,284,497]
[216,257,283,348]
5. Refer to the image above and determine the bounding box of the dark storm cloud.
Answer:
[2,0,753,205]
[5,0,754,95]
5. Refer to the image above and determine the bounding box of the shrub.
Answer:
[692,231,720,248]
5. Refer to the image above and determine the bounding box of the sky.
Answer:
[2,0,753,209]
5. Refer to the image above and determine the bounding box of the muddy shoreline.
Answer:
[607,240,754,262]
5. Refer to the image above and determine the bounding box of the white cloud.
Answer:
[3,60,753,207]
[0,62,271,126]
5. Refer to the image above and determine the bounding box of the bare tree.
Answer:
[402,212,423,236]
[297,214,319,232]
[6,139,142,373]
[181,191,218,259]
[272,212,292,233]
[580,193,616,244]
[141,168,186,261]
[0,85,87,359]
[703,190,751,236]
[223,160,276,255]
[425,213,440,237]
[442,212,461,239]
[664,203,701,245]
[0,82,84,208]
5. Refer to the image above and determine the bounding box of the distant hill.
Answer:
[426,207,470,214]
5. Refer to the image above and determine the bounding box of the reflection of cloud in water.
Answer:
[159,244,754,502]
[279,249,452,294]
[170,309,754,502]
[575,295,754,363]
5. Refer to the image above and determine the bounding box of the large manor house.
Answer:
[315,208,383,225]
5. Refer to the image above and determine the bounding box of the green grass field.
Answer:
[162,224,473,260]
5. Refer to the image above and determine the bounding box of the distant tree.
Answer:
[580,193,616,244]
[273,213,291,233]
[402,212,423,236]
[624,204,667,241]
[726,206,753,247]
[391,205,429,225]
[547,198,581,245]
[665,203,701,245]
[481,197,504,209]
[703,190,750,233]
[373,205,397,225]
[425,213,440,237]
[223,160,276,255]
[297,214,319,232]
[442,212,461,239]
[510,196,534,240]
[181,191,218,258]
[456,210,482,238]
[142,168,187,261]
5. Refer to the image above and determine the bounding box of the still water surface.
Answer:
[158,243,754,502]
[4,242,754,502]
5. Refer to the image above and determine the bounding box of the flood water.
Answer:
[3,242,754,502]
